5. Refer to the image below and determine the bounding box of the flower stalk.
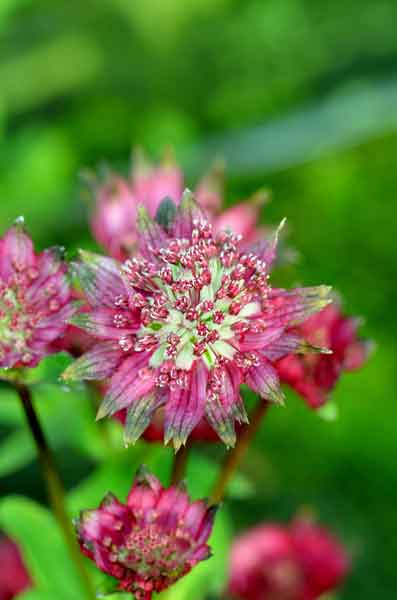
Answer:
[170,442,191,485]
[211,399,270,504]
[14,382,96,600]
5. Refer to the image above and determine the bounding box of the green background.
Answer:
[0,1,396,599]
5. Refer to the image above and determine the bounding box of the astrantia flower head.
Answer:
[76,467,216,600]
[277,302,371,408]
[228,517,349,600]
[63,192,331,449]
[89,151,266,260]
[0,219,74,370]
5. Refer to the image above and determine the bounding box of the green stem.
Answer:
[210,400,269,505]
[15,382,96,600]
[170,442,191,485]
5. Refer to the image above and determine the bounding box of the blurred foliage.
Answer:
[1,1,397,599]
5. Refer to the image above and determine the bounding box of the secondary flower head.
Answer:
[277,302,371,408]
[76,467,216,600]
[63,192,331,449]
[228,517,349,600]
[89,151,266,260]
[0,535,31,600]
[0,219,74,369]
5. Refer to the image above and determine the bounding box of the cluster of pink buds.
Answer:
[228,516,349,600]
[76,467,216,600]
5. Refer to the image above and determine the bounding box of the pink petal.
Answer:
[73,250,125,308]
[246,358,284,404]
[69,308,139,339]
[164,361,208,451]
[62,341,123,381]
[97,352,155,418]
[0,224,35,279]
[171,190,205,239]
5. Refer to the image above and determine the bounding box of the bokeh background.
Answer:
[1,1,396,599]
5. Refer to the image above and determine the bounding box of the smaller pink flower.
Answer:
[212,191,268,246]
[90,175,138,261]
[276,302,371,408]
[0,219,75,369]
[89,151,267,260]
[76,467,216,600]
[0,536,31,600]
[228,517,349,600]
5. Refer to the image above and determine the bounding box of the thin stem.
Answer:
[211,400,270,505]
[170,443,191,485]
[15,382,96,600]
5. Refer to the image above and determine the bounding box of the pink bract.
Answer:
[76,467,216,600]
[228,517,349,600]
[0,220,75,369]
[276,302,371,408]
[63,192,331,449]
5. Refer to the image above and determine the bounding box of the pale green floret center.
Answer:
[141,257,260,371]
[0,289,30,349]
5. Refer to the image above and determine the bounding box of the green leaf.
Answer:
[16,590,54,600]
[67,443,173,514]
[0,496,88,600]
[0,429,35,477]
[187,450,254,500]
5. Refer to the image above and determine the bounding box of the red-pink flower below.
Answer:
[228,516,349,600]
[276,302,371,408]
[63,193,331,449]
[0,219,75,370]
[0,536,31,600]
[89,151,267,260]
[76,467,216,600]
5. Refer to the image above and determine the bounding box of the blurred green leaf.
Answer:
[0,496,87,600]
[187,450,254,500]
[0,429,34,477]
[16,591,54,600]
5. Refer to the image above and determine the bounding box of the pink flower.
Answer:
[63,193,331,449]
[76,467,216,600]
[0,536,31,600]
[228,517,349,600]
[276,302,371,408]
[89,152,265,260]
[0,220,75,369]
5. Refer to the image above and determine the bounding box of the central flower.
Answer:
[123,221,264,382]
[64,192,331,449]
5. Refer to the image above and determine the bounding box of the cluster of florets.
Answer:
[63,192,331,449]
[228,517,349,600]
[76,467,216,600]
[0,220,74,370]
